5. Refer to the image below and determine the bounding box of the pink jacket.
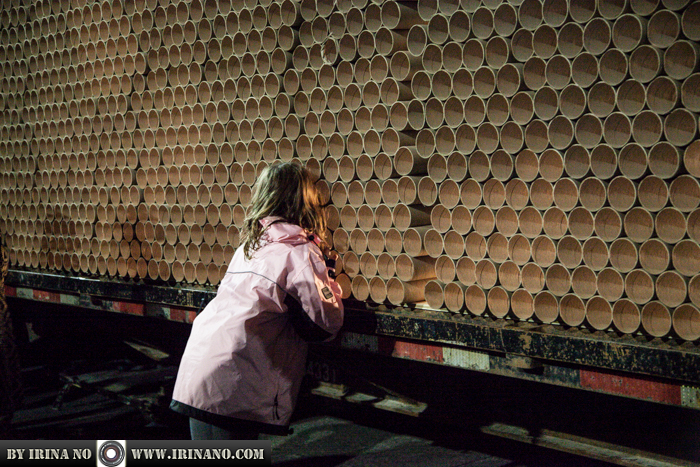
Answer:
[170,219,344,434]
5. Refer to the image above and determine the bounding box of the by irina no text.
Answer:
[1,441,271,466]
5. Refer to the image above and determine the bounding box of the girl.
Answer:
[170,162,344,440]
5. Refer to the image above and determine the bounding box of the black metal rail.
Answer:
[356,308,700,384]
[7,268,700,385]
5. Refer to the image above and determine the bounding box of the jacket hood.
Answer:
[260,217,312,245]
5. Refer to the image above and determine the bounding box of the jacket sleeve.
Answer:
[284,244,344,342]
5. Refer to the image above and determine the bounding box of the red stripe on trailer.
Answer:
[33,290,60,303]
[4,285,16,297]
[112,301,145,316]
[169,307,197,323]
[380,338,445,363]
[580,369,682,405]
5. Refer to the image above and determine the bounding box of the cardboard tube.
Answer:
[603,112,632,148]
[663,108,698,148]
[367,276,386,304]
[424,280,446,310]
[502,180,528,213]
[577,176,606,212]
[359,251,377,278]
[673,304,700,341]
[638,175,669,212]
[627,44,663,84]
[663,40,700,82]
[655,270,688,308]
[624,269,656,305]
[622,207,654,244]
[587,82,615,118]
[374,204,400,233]
[350,275,370,301]
[541,206,568,240]
[485,286,509,318]
[617,143,647,180]
[339,205,359,231]
[571,52,599,89]
[558,84,586,121]
[470,6,493,39]
[585,296,613,330]
[387,278,429,305]
[436,230,461,259]
[486,36,510,70]
[430,204,451,233]
[463,284,485,316]
[396,254,437,282]
[606,176,637,212]
[464,232,487,261]
[611,299,641,334]
[502,288,531,321]
[532,24,557,60]
[471,206,495,236]
[570,265,597,300]
[452,256,475,286]
[594,207,622,242]
[640,301,672,338]
[555,234,582,269]
[532,290,558,323]
[596,267,625,302]
[582,237,609,271]
[512,150,538,183]
[473,67,496,98]
[435,255,456,283]
[519,0,543,31]
[583,18,611,56]
[524,119,549,153]
[486,94,510,128]
[672,239,700,276]
[530,179,554,211]
[531,235,557,269]
[642,79,677,121]
[553,293,584,327]
[381,1,422,30]
[655,207,686,244]
[485,233,507,264]
[549,116,575,150]
[554,22,583,60]
[689,274,700,308]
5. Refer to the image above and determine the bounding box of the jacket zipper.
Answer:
[273,394,280,420]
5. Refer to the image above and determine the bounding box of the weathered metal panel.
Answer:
[340,331,379,353]
[4,285,15,297]
[6,270,215,309]
[580,369,682,405]
[33,289,60,302]
[15,287,33,299]
[59,293,80,306]
[364,309,700,385]
[389,339,444,363]
[442,346,490,371]
[681,386,700,409]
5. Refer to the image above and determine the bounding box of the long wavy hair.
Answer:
[240,162,326,259]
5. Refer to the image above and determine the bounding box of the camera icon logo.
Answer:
[97,440,126,467]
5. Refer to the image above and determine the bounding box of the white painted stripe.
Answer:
[443,346,490,371]
[681,386,700,409]
[340,332,379,353]
[60,294,80,305]
[16,288,33,299]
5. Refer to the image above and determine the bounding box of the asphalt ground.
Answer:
[5,303,699,466]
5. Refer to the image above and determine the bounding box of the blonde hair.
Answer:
[240,162,326,259]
